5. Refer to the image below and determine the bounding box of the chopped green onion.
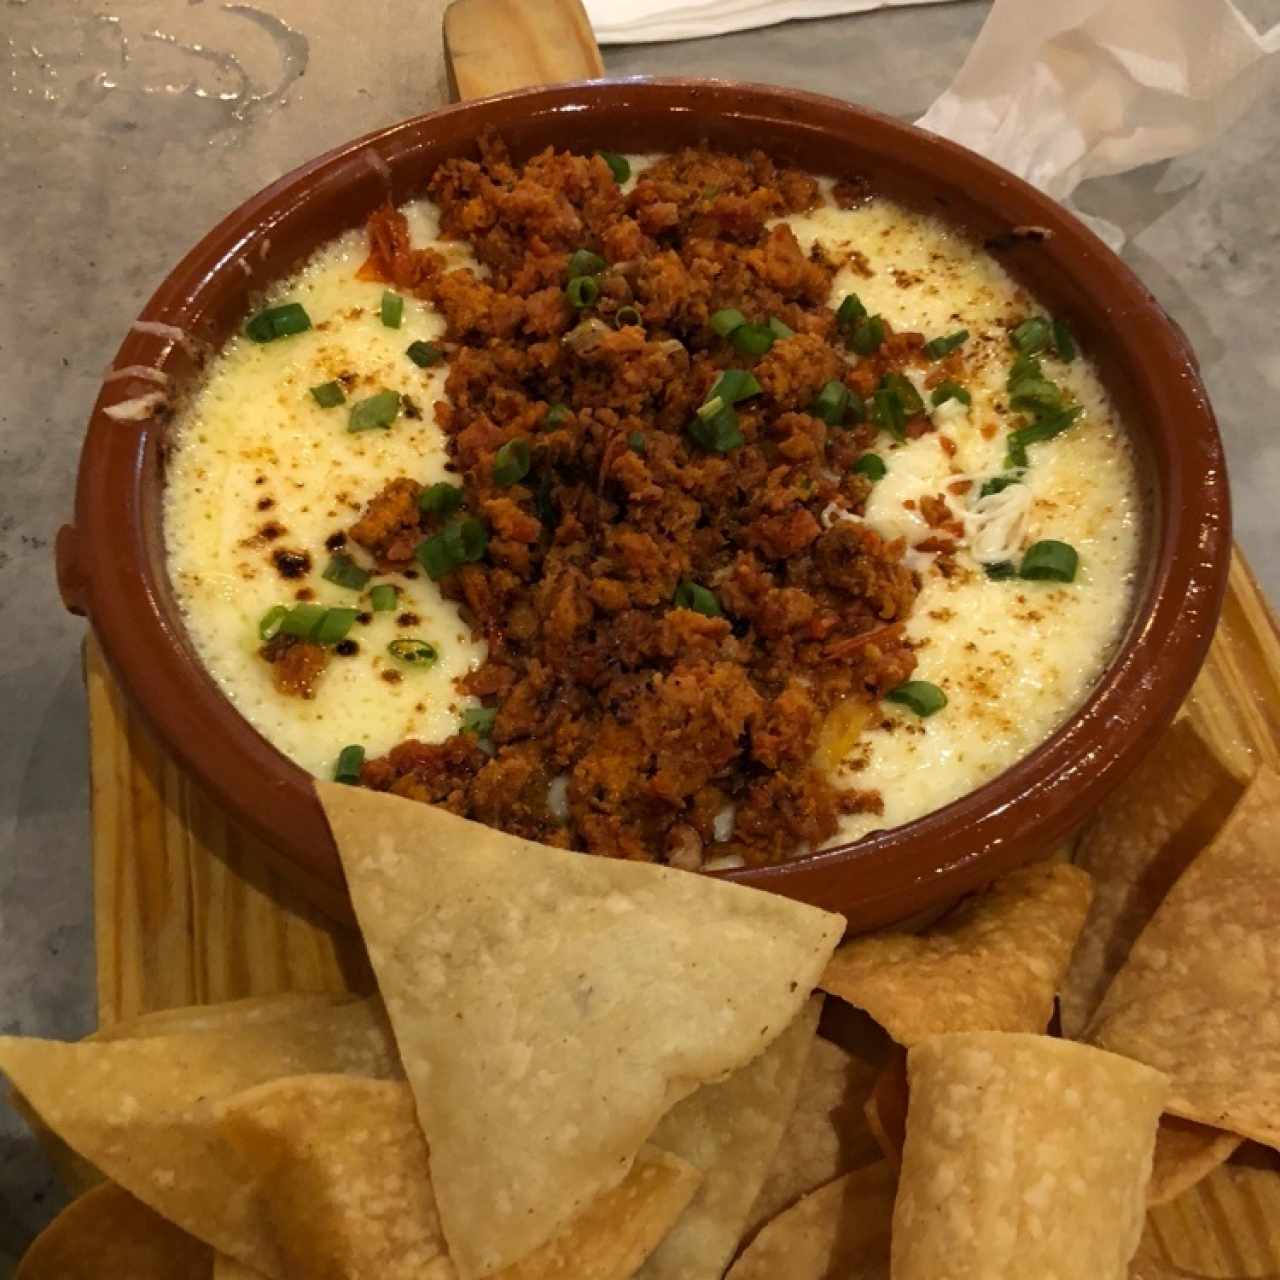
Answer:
[628,431,647,454]
[767,316,795,339]
[406,340,443,368]
[852,453,887,482]
[872,389,906,441]
[886,680,948,717]
[1008,374,1065,415]
[984,560,1017,581]
[313,607,358,646]
[597,150,631,184]
[535,472,557,527]
[322,553,372,591]
[614,305,642,328]
[1005,404,1083,467]
[697,395,726,421]
[460,706,498,737]
[1019,539,1079,583]
[380,291,404,329]
[687,402,744,453]
[419,482,464,517]
[348,389,401,432]
[258,604,288,640]
[310,381,345,408]
[493,438,531,488]
[979,474,1022,499]
[674,580,722,617]
[730,323,775,356]
[811,379,851,426]
[923,329,969,360]
[416,517,489,580]
[567,248,606,278]
[388,636,439,667]
[244,302,311,343]
[1052,317,1077,362]
[709,369,762,404]
[545,403,570,426]
[1011,316,1053,355]
[279,603,327,639]
[710,308,746,337]
[849,315,886,356]
[333,744,365,785]
[566,276,600,309]
[835,293,868,334]
[370,583,398,612]
[931,380,971,408]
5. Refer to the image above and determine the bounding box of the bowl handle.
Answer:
[55,523,90,617]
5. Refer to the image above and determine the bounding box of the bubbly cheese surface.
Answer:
[784,196,1141,842]
[164,202,486,777]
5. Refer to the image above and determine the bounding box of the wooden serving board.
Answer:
[82,0,1280,1271]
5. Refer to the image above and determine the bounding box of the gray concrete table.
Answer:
[1,0,1277,1259]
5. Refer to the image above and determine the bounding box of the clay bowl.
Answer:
[57,79,1231,930]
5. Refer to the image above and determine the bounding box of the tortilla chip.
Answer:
[1061,719,1245,1037]
[636,997,821,1279]
[743,1034,883,1239]
[17,1182,212,1280]
[0,997,399,1274]
[725,1163,896,1280]
[892,1032,1167,1280]
[214,1259,266,1280]
[1089,767,1280,1149]
[316,781,843,1278]
[820,862,1092,1044]
[221,1074,701,1280]
[1148,1117,1243,1206]
[862,1049,908,1169]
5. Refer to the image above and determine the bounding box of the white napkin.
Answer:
[917,0,1280,237]
[586,0,952,45]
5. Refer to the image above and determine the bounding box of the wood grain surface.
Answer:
[80,1,1280,1270]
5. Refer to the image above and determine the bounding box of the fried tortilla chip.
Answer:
[1061,719,1245,1037]
[892,1033,1167,1280]
[221,1074,701,1280]
[0,997,399,1275]
[1089,767,1280,1149]
[214,1259,265,1280]
[820,862,1092,1044]
[1148,1118,1243,1206]
[862,1049,908,1169]
[726,1163,896,1280]
[317,782,843,1278]
[636,997,821,1279]
[742,1034,884,1239]
[17,1182,212,1280]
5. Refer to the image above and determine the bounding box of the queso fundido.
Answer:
[164,138,1140,869]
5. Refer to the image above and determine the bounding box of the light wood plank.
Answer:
[443,0,602,101]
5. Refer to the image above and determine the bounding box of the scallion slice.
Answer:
[710,308,746,337]
[687,402,744,453]
[931,380,971,408]
[566,275,600,309]
[628,431,647,454]
[709,369,762,404]
[674,580,722,617]
[881,372,924,415]
[984,560,1017,581]
[872,388,905,441]
[1005,404,1083,467]
[1019,539,1079,583]
[979,474,1021,499]
[380,291,404,329]
[596,151,631,184]
[729,323,775,356]
[835,293,868,335]
[313,607,358,646]
[370,583,398,612]
[244,302,311,343]
[1052,317,1078,362]
[460,706,497,737]
[1011,316,1052,355]
[767,316,795,339]
[388,636,439,667]
[416,517,489,580]
[493,438,531,487]
[310,381,345,408]
[852,453,887,482]
[333,743,365,785]
[322,553,372,591]
[348,389,401,432]
[811,379,850,426]
[406,340,443,368]
[279,603,326,639]
[886,680,948,717]
[849,315,886,356]
[567,248,606,278]
[258,604,288,640]
[545,403,570,426]
[923,329,969,360]
[614,305,642,328]
[419,481,464,517]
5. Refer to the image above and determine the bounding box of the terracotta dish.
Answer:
[56,80,1231,929]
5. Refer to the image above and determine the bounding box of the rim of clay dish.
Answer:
[62,79,1231,928]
